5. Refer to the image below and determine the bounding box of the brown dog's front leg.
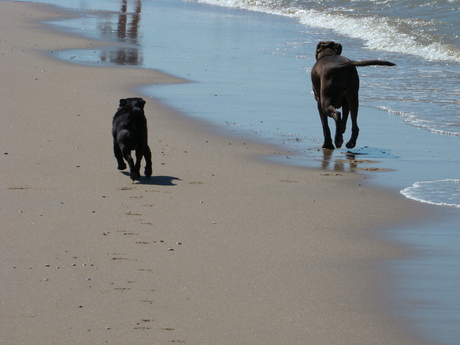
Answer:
[319,109,334,149]
[334,118,344,149]
[324,105,343,149]
[341,102,349,135]
[346,103,359,149]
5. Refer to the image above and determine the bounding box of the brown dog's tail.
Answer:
[339,60,396,68]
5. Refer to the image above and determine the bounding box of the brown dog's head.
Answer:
[315,41,342,60]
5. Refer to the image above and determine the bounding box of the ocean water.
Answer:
[402,179,460,208]
[35,0,460,208]
[10,0,460,343]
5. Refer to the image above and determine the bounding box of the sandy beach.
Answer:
[0,1,435,344]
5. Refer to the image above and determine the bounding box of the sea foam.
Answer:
[401,179,460,208]
[195,0,460,62]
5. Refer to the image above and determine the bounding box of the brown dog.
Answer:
[311,41,395,149]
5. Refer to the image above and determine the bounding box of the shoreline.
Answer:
[1,1,436,344]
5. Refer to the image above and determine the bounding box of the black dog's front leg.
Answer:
[131,148,143,181]
[121,146,138,180]
[144,145,152,178]
[113,140,127,170]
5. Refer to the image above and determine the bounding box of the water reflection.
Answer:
[272,145,396,174]
[320,149,356,172]
[319,147,397,173]
[99,0,143,66]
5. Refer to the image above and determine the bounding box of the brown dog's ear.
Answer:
[316,41,334,59]
[315,41,326,60]
[333,42,342,56]
[119,99,127,108]
[315,41,343,59]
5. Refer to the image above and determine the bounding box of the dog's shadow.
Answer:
[122,173,181,186]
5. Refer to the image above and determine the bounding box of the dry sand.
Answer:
[1,1,433,344]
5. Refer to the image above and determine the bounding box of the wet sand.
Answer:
[0,1,434,344]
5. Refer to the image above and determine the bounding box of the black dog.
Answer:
[112,97,152,180]
[311,41,395,149]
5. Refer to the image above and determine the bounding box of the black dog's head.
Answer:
[315,41,342,60]
[118,97,146,110]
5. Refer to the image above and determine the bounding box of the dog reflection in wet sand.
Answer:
[311,41,395,150]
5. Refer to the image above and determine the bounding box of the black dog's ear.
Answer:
[119,99,127,108]
[137,98,146,109]
[333,42,342,56]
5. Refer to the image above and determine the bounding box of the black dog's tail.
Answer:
[339,60,396,68]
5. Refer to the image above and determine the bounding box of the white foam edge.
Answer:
[401,179,460,208]
[194,0,460,62]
